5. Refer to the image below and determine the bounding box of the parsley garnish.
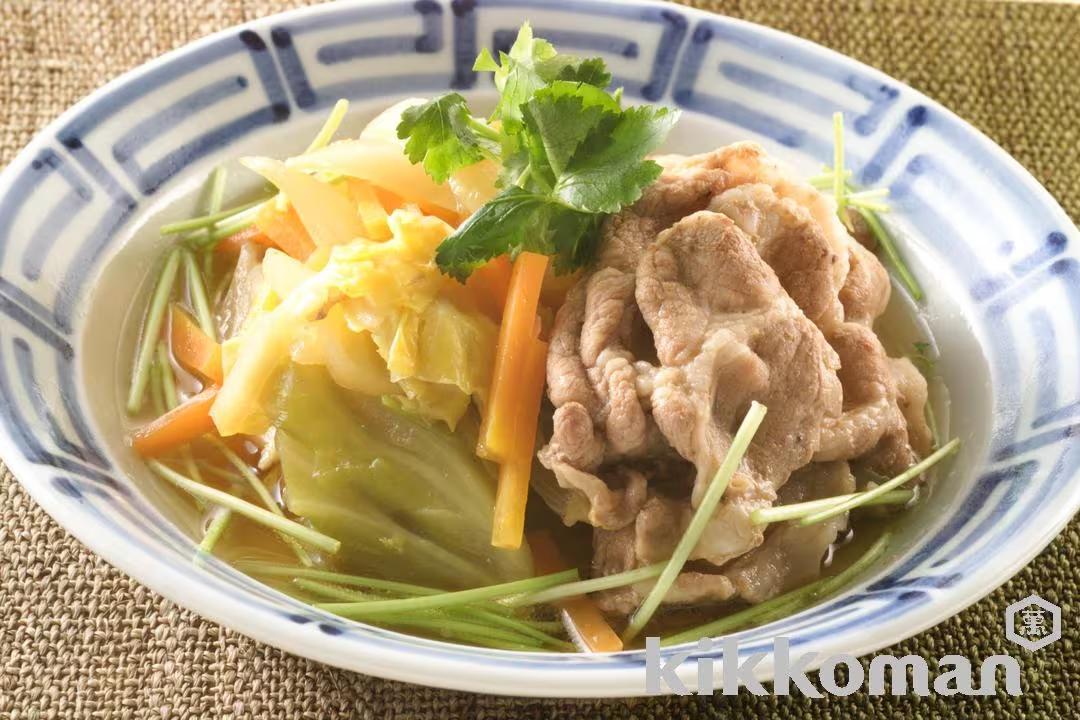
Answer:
[396,23,679,280]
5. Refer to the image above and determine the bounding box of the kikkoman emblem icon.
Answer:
[1005,594,1061,652]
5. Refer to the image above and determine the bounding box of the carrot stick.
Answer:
[491,335,547,549]
[131,387,219,457]
[527,531,622,653]
[254,203,316,261]
[478,251,549,462]
[169,305,223,384]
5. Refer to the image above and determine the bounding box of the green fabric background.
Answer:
[0,0,1076,717]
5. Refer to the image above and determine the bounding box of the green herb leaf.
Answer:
[479,22,611,128]
[552,104,679,214]
[520,82,620,180]
[555,57,612,88]
[434,187,552,280]
[397,22,679,280]
[397,93,490,183]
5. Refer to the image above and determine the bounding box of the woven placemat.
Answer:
[1,1,1077,717]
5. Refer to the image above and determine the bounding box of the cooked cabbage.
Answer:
[275,364,532,588]
[211,207,497,434]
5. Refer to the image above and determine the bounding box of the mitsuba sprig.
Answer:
[396,22,680,280]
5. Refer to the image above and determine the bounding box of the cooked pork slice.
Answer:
[538,460,648,530]
[891,357,933,457]
[863,357,933,476]
[813,326,930,477]
[539,213,668,529]
[710,183,845,329]
[725,461,855,602]
[541,143,937,618]
[839,242,891,325]
[700,156,925,476]
[594,462,853,613]
[636,211,842,565]
[814,323,899,462]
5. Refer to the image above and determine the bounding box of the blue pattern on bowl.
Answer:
[0,0,1076,696]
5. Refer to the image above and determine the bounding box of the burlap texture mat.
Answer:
[1,1,1077,717]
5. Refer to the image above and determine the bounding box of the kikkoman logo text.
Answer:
[645,594,1062,697]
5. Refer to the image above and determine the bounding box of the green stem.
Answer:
[750,489,915,526]
[127,249,182,413]
[196,462,246,484]
[191,210,261,249]
[149,461,340,554]
[198,508,232,555]
[155,341,203,484]
[160,197,266,236]
[210,439,313,567]
[926,403,942,450]
[305,99,350,154]
[296,579,569,649]
[156,341,177,407]
[800,439,960,526]
[808,168,852,187]
[467,115,503,145]
[503,563,666,608]
[148,360,166,417]
[314,569,579,619]
[370,614,550,651]
[237,562,446,597]
[622,402,768,643]
[660,531,891,646]
[183,249,217,341]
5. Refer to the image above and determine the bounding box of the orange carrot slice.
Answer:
[478,251,549,462]
[131,387,219,457]
[491,335,547,549]
[169,305,223,384]
[528,531,623,652]
[254,203,316,261]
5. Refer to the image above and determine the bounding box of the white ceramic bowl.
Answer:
[0,0,1077,697]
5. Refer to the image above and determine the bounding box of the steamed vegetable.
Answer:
[396,23,679,279]
[478,251,548,461]
[211,207,498,433]
[243,157,365,248]
[131,386,219,456]
[253,203,315,260]
[169,305,223,384]
[528,532,622,652]
[288,137,460,215]
[127,249,182,413]
[491,335,548,549]
[274,364,533,589]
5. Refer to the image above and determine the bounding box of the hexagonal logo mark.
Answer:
[1005,594,1061,651]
